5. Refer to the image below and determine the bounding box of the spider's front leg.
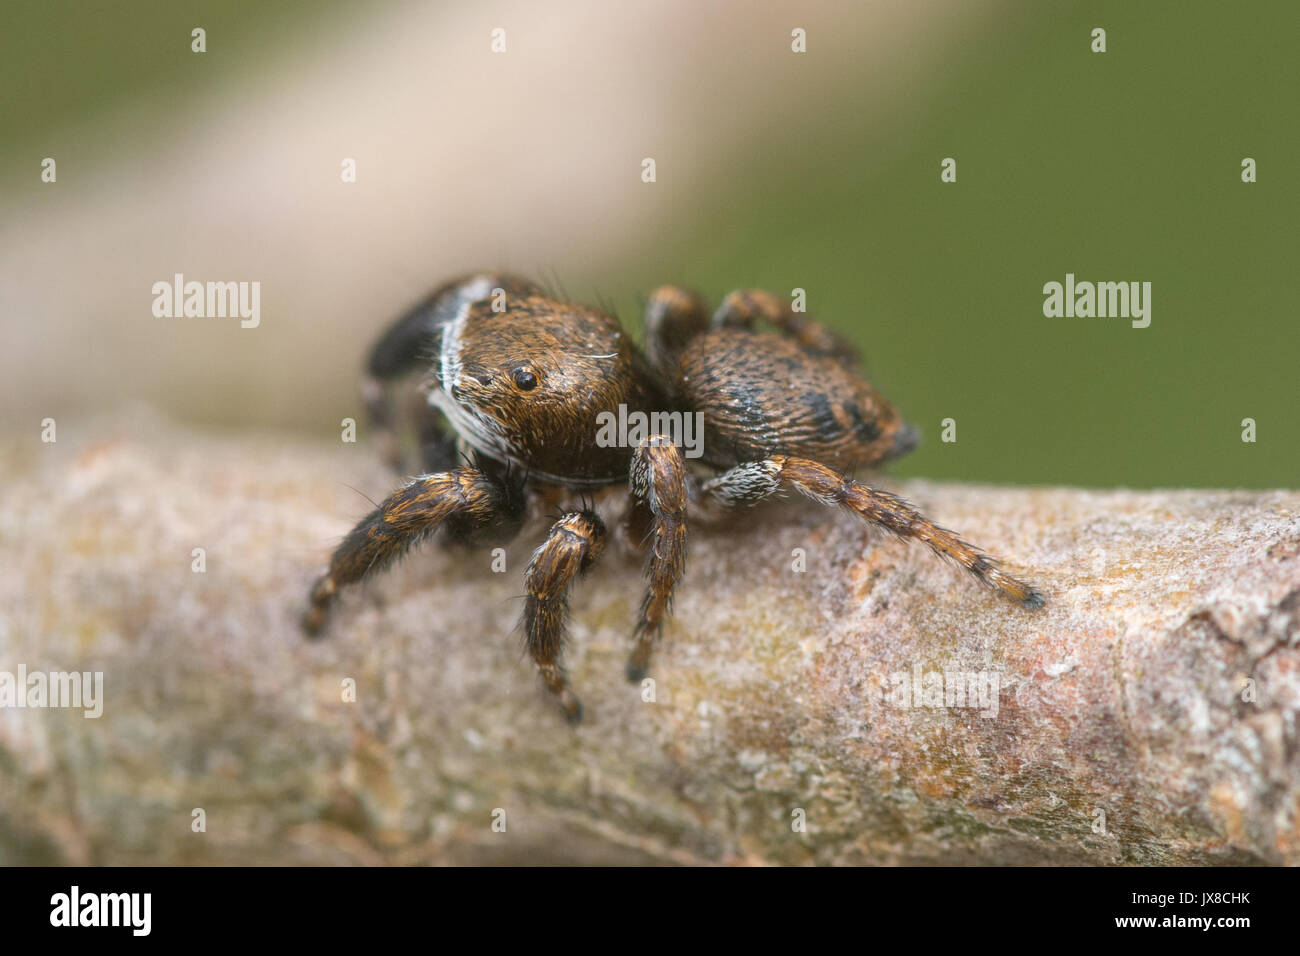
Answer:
[702,456,1045,608]
[523,510,607,723]
[362,294,452,474]
[363,327,463,476]
[303,467,518,633]
[626,436,689,681]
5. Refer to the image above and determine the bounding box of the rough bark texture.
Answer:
[2,415,1297,865]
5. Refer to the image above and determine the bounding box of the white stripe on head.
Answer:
[437,276,497,400]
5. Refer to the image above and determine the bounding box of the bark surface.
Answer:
[1,418,1297,864]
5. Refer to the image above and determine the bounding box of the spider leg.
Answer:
[412,394,461,474]
[626,436,689,681]
[522,510,607,724]
[364,382,457,476]
[360,374,406,473]
[303,467,518,633]
[701,456,1045,608]
[643,285,709,372]
[713,289,862,369]
[362,294,451,473]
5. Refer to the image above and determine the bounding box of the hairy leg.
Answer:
[643,285,709,372]
[363,293,449,472]
[701,456,1045,608]
[713,289,862,369]
[626,436,689,681]
[411,392,461,474]
[361,374,408,473]
[523,510,607,723]
[303,467,519,633]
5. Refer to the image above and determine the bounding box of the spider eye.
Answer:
[511,366,538,391]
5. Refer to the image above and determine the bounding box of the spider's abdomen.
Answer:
[675,328,916,472]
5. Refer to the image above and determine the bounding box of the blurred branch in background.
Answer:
[4,1,1296,487]
[0,0,981,431]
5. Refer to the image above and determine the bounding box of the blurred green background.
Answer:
[603,1,1299,489]
[2,0,1296,488]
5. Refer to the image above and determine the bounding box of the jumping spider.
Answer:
[304,273,1045,722]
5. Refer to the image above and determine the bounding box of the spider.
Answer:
[303,273,1045,723]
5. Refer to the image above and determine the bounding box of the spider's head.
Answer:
[427,294,664,482]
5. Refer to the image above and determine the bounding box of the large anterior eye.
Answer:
[511,366,539,391]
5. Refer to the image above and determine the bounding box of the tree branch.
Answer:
[1,418,1297,864]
